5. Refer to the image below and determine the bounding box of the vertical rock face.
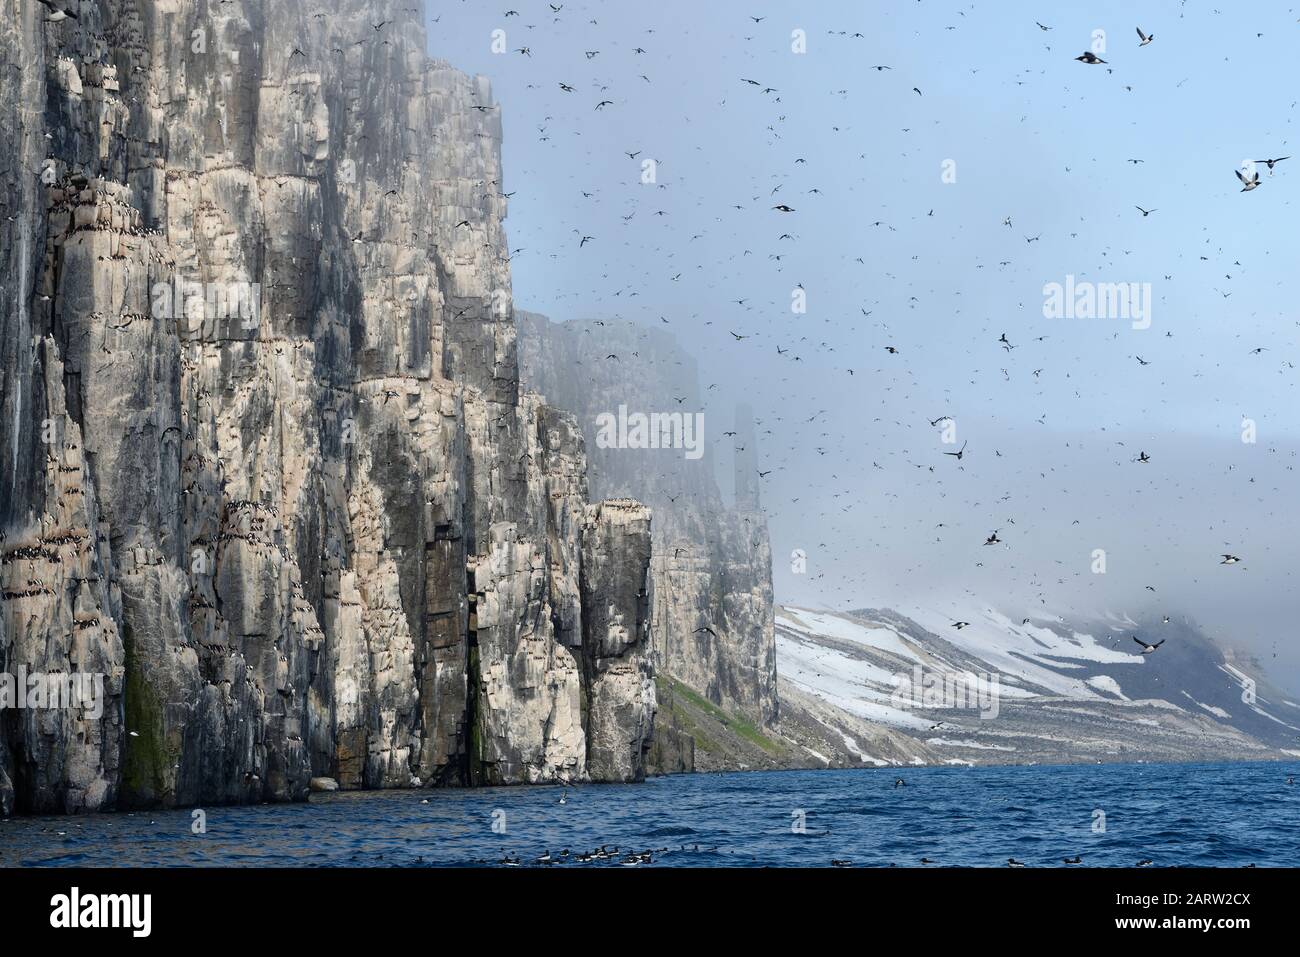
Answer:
[517,313,779,729]
[0,0,652,814]
[732,404,761,512]
[580,500,655,782]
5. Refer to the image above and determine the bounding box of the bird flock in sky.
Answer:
[441,2,1297,681]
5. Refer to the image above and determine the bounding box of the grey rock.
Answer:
[0,0,655,814]
[518,312,779,734]
[581,500,656,783]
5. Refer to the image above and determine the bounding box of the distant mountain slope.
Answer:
[769,606,1299,768]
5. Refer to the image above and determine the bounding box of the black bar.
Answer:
[0,867,1288,943]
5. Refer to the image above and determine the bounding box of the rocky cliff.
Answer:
[517,312,779,735]
[0,0,654,815]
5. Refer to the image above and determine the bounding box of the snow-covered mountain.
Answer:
[771,605,1300,768]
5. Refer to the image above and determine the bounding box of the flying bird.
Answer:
[36,0,77,20]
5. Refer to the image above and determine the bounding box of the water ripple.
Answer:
[0,762,1295,868]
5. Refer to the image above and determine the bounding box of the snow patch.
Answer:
[801,746,831,766]
[777,608,919,660]
[1085,675,1128,700]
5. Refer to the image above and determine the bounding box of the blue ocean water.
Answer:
[1,762,1296,867]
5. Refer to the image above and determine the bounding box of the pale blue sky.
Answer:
[428,0,1299,690]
